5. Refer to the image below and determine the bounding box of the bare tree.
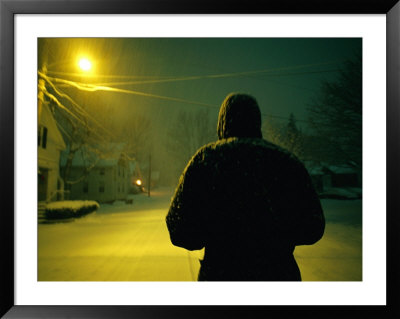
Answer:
[307,55,362,168]
[53,102,115,187]
[166,109,216,179]
[120,113,152,164]
[41,77,117,188]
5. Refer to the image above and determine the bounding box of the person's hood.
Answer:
[217,93,262,140]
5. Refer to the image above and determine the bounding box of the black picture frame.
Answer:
[1,0,399,318]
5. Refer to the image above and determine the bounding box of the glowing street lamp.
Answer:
[135,179,142,186]
[78,58,92,72]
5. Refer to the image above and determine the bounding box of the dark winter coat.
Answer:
[166,93,325,281]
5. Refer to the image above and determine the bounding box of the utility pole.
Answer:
[38,65,47,123]
[148,154,151,197]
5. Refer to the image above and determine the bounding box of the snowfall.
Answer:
[38,187,362,281]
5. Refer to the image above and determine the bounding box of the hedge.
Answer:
[44,200,100,219]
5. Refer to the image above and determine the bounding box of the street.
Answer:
[38,188,362,281]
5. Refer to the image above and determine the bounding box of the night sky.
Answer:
[40,38,361,127]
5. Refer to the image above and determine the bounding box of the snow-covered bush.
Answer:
[45,200,100,219]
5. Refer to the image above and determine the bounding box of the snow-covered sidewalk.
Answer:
[38,188,202,281]
[38,189,361,281]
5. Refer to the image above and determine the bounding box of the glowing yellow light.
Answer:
[78,58,92,71]
[136,179,142,186]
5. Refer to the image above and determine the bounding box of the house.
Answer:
[325,165,361,188]
[60,146,136,203]
[305,161,361,194]
[38,102,67,202]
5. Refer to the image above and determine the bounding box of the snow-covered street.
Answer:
[38,188,361,281]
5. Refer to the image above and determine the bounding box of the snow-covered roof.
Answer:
[308,166,325,175]
[60,146,124,168]
[303,161,325,175]
[303,161,358,175]
[326,165,357,174]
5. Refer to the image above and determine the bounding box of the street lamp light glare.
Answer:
[78,58,92,71]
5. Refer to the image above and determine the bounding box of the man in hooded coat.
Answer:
[166,93,325,281]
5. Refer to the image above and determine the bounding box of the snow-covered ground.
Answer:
[295,199,362,281]
[38,188,361,281]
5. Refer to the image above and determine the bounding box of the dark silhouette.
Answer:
[166,93,325,281]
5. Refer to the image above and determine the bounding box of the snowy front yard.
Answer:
[38,188,362,281]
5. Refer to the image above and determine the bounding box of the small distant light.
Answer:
[136,179,142,186]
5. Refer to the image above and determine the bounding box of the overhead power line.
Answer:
[41,74,117,139]
[46,70,174,80]
[41,87,109,141]
[40,72,218,109]
[45,59,343,81]
[91,68,339,87]
[38,69,344,128]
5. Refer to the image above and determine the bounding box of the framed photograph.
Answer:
[1,0,399,318]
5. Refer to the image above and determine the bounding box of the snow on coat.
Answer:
[166,93,325,281]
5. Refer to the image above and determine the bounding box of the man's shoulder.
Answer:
[187,138,307,179]
[210,137,294,155]
[192,137,300,162]
[194,138,301,164]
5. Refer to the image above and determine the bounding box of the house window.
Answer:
[83,181,89,193]
[100,168,105,175]
[99,181,105,193]
[38,125,48,149]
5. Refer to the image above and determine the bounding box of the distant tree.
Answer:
[281,113,304,158]
[307,55,362,168]
[166,109,216,179]
[120,113,152,164]
[262,113,304,159]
